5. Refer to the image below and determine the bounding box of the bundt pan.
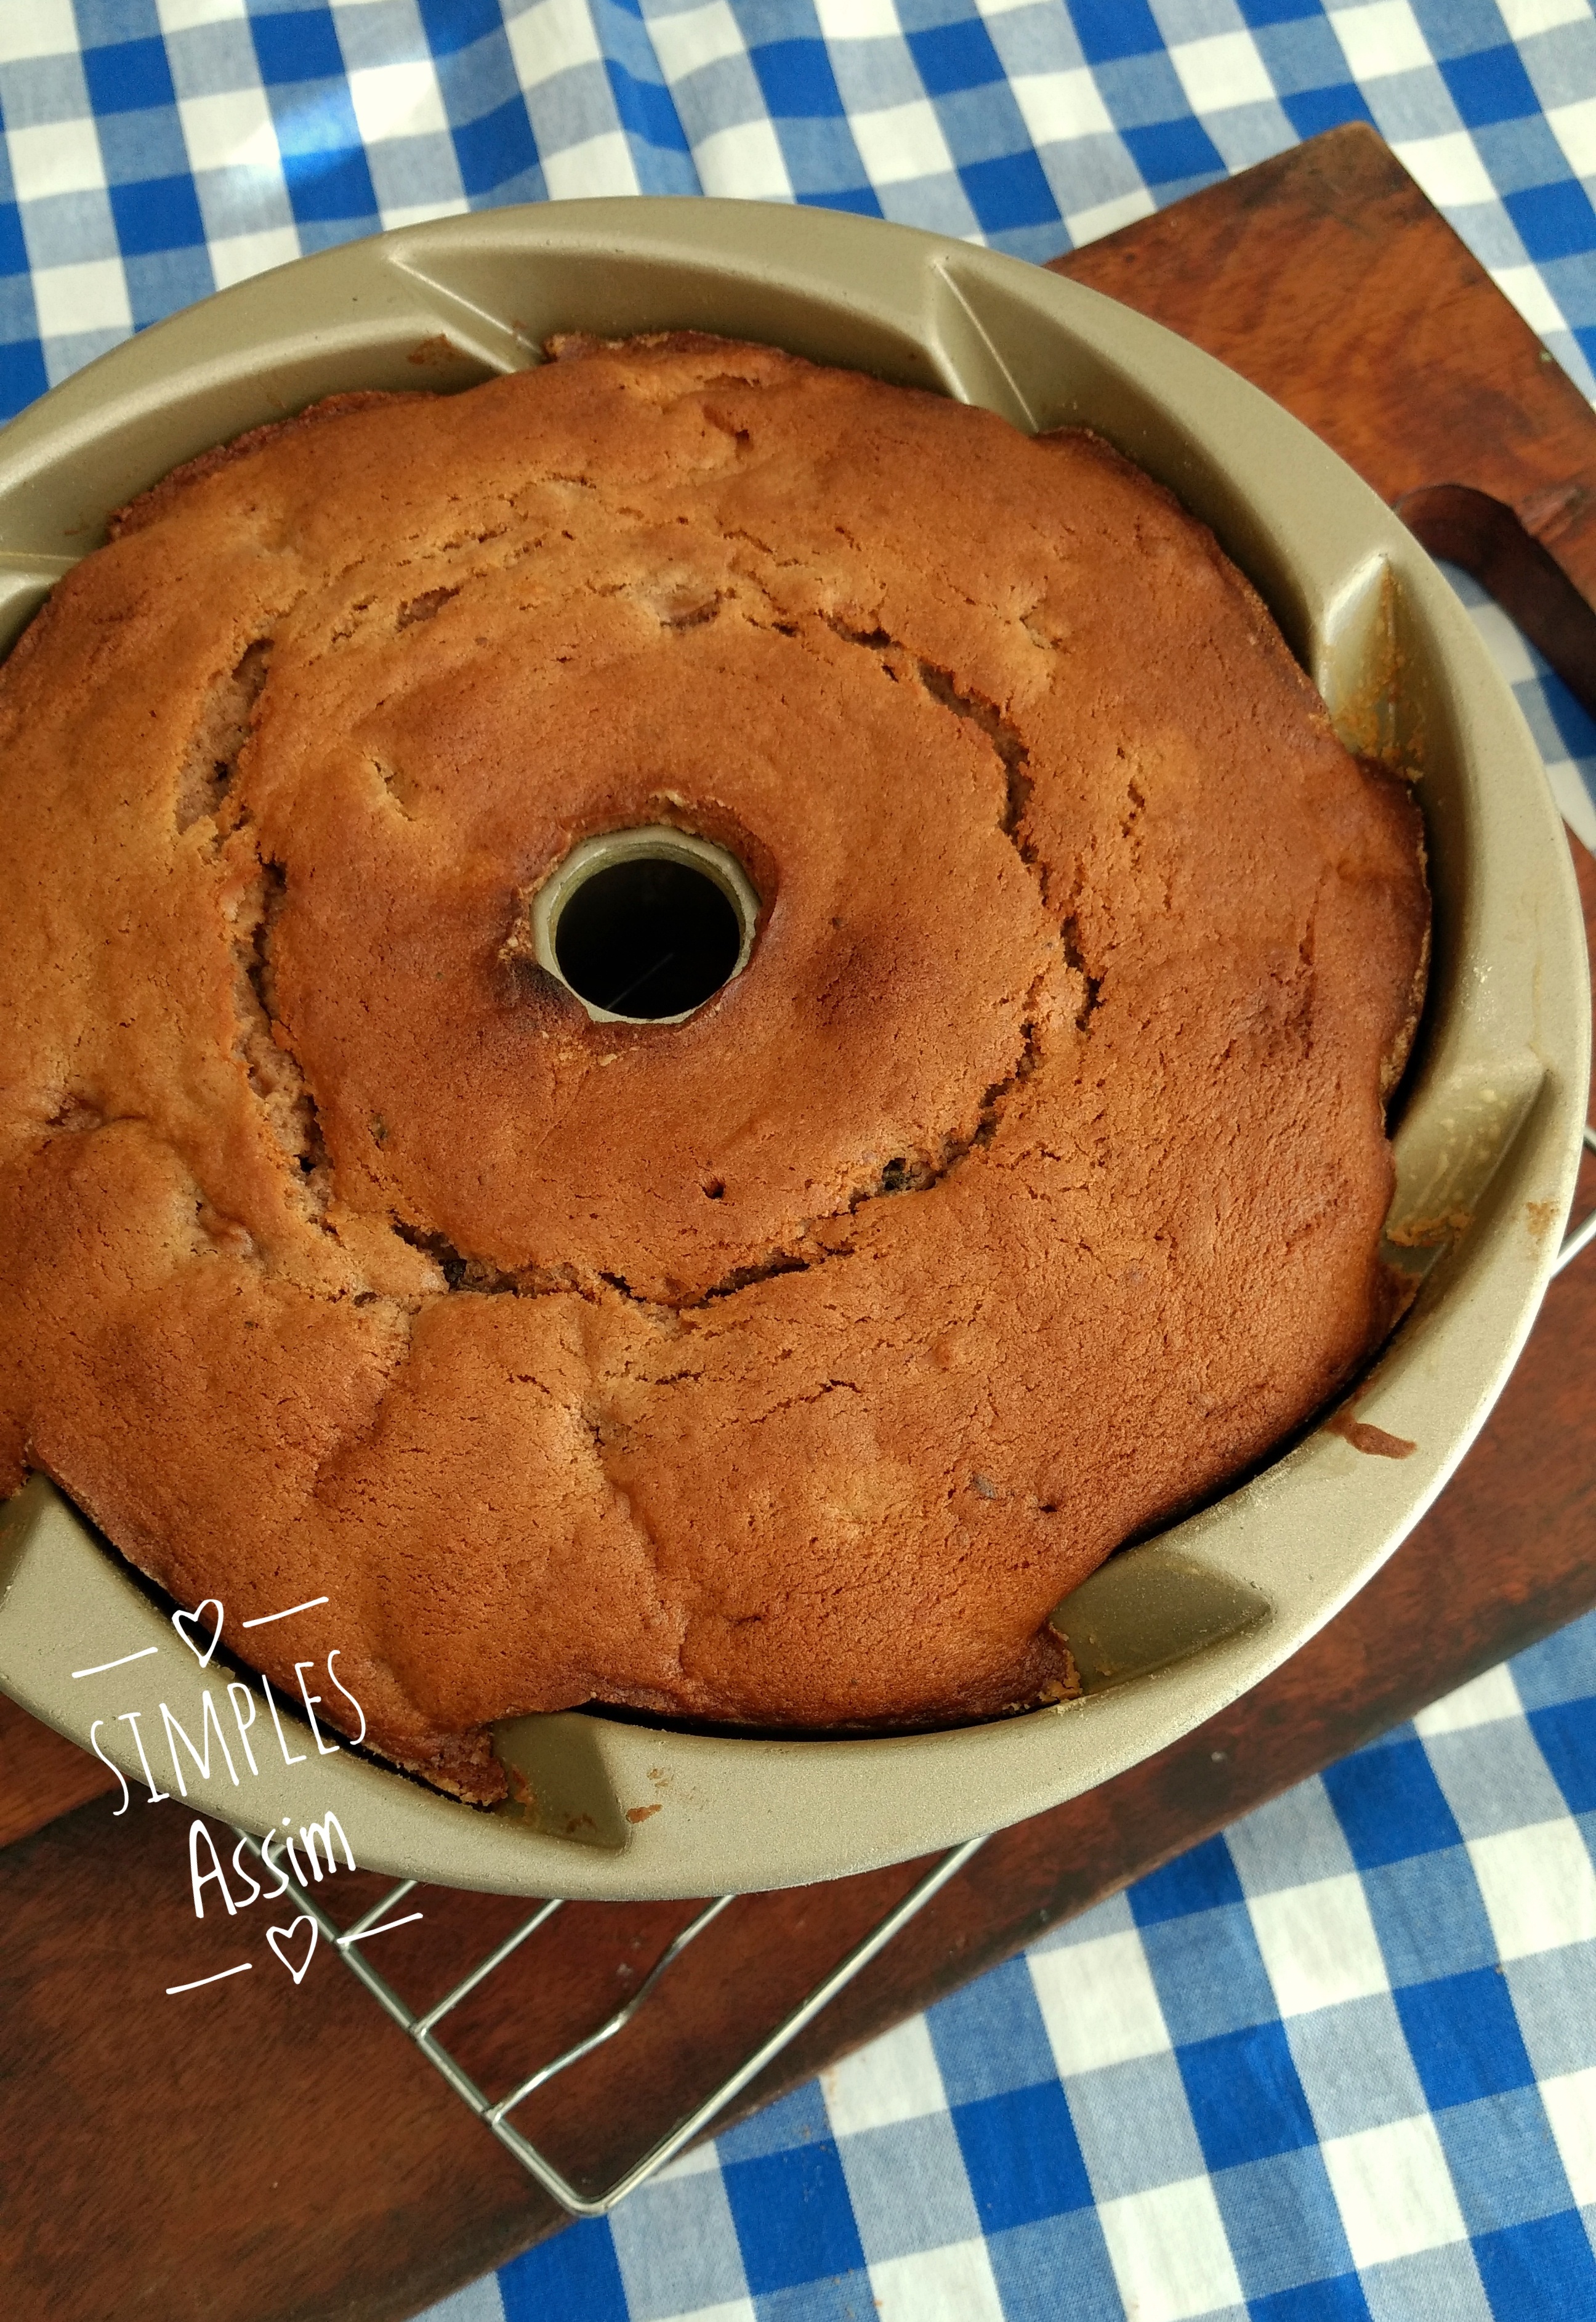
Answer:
[0,203,1587,1899]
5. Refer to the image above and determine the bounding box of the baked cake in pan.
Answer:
[0,334,1428,1798]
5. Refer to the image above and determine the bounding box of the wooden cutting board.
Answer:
[2,125,1594,2322]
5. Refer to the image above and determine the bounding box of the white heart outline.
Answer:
[267,1915,318,1986]
[172,1598,224,1669]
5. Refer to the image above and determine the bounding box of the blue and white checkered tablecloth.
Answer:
[5,0,1596,410]
[450,1609,1596,2322]
[7,6,1596,2319]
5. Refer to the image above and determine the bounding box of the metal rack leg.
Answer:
[236,1828,987,2215]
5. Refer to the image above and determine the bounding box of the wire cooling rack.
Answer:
[236,1135,1596,2220]
[235,1824,988,2216]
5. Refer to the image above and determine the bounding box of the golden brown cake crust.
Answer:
[0,336,1428,1797]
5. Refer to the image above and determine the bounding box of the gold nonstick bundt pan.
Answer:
[0,201,1587,1898]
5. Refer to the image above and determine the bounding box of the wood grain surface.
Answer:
[2,127,1594,2322]
[0,1689,116,1847]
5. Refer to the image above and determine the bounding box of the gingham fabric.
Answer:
[1454,559,1596,850]
[415,1598,1596,2322]
[7,5,1595,2318]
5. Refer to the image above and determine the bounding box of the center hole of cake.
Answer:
[559,858,737,1018]
[534,827,760,1025]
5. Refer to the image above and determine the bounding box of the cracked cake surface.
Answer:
[0,333,1429,1798]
